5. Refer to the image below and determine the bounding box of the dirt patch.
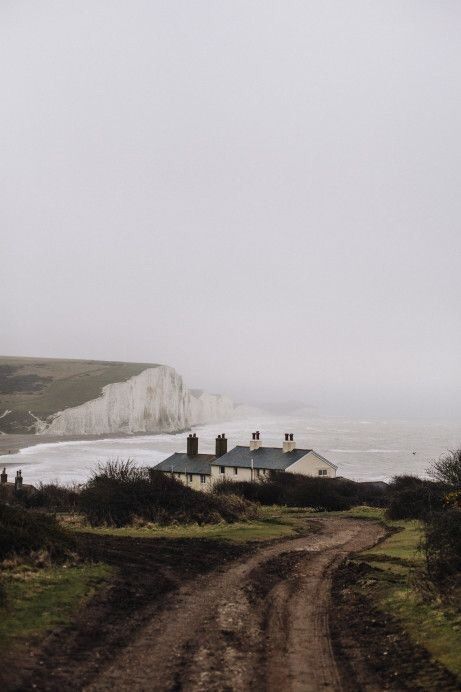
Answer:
[2,534,251,691]
[6,517,434,692]
[84,517,385,692]
[331,560,460,691]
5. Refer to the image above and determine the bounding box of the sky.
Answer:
[1,1,461,419]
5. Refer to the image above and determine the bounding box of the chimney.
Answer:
[250,431,262,451]
[282,433,296,453]
[14,470,23,492]
[1,468,7,484]
[215,433,228,458]
[186,433,199,457]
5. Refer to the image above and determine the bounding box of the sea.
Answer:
[3,415,461,487]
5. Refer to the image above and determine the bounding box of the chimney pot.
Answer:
[250,431,262,451]
[187,434,199,457]
[215,433,228,458]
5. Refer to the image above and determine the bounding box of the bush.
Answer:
[423,509,461,595]
[214,473,360,511]
[0,503,74,561]
[386,475,445,520]
[18,483,79,512]
[427,450,461,489]
[78,460,256,527]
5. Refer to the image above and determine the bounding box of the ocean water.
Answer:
[3,415,461,486]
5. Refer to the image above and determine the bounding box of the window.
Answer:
[220,466,225,474]
[187,473,193,482]
[318,469,327,476]
[200,474,207,484]
[234,467,238,475]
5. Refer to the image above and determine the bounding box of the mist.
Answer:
[1,1,460,419]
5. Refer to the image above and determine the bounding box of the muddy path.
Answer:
[7,517,389,691]
[83,517,384,692]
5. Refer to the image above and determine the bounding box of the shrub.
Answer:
[354,481,388,507]
[214,473,357,511]
[427,450,461,489]
[18,483,79,512]
[0,503,74,561]
[78,460,256,527]
[386,475,445,520]
[423,509,461,595]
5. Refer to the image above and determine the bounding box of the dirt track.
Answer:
[84,517,384,692]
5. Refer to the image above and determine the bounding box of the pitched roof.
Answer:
[154,453,214,475]
[210,445,312,470]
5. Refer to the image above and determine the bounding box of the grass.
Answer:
[64,506,313,542]
[0,562,112,650]
[341,506,461,680]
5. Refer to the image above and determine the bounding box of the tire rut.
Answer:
[86,518,385,692]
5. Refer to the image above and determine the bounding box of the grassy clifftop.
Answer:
[0,356,157,433]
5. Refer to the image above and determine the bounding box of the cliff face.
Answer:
[40,366,235,435]
[189,391,235,425]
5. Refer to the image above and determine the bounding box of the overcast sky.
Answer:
[1,1,460,418]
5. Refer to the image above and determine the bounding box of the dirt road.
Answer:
[85,517,384,692]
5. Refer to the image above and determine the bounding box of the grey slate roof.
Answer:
[154,453,214,475]
[210,446,312,470]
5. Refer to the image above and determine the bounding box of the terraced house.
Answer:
[155,431,337,490]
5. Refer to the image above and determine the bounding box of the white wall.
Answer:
[210,465,253,483]
[285,451,337,478]
[173,471,211,491]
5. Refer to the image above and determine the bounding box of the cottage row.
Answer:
[155,431,337,490]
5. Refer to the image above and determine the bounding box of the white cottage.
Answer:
[155,431,337,490]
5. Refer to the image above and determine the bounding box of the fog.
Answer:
[1,2,460,419]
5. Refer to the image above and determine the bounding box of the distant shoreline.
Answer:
[0,431,188,463]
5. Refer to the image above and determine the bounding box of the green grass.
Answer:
[0,562,112,650]
[343,507,461,680]
[65,507,313,543]
[362,519,423,563]
[379,584,461,677]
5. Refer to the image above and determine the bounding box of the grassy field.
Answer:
[345,507,461,680]
[0,562,112,650]
[0,356,156,432]
[63,506,313,542]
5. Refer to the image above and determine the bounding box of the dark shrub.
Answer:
[214,473,356,511]
[423,509,461,594]
[278,474,355,511]
[213,478,282,505]
[79,460,256,527]
[0,503,74,560]
[18,483,79,512]
[355,481,388,507]
[427,450,461,489]
[387,475,445,520]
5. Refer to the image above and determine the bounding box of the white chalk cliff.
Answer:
[39,366,238,435]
